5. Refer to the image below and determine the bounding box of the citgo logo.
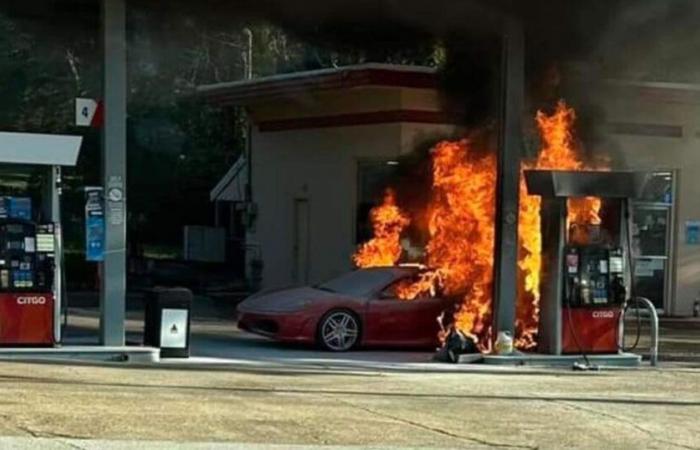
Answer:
[17,296,47,305]
[592,310,615,319]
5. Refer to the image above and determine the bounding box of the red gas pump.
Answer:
[561,244,626,353]
[0,132,82,347]
[524,170,649,361]
[0,218,57,346]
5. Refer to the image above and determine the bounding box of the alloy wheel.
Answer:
[320,311,359,351]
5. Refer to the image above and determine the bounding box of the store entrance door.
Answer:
[631,171,676,311]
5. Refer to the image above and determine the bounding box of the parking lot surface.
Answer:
[0,359,699,449]
[0,308,695,449]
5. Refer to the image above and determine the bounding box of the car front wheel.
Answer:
[318,310,360,352]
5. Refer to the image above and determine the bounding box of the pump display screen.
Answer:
[36,234,55,253]
[609,255,624,273]
[0,218,55,292]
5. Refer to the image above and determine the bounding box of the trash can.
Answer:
[143,287,193,358]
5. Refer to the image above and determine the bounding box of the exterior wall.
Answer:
[241,82,461,290]
[250,87,402,121]
[591,85,700,315]
[248,122,460,290]
[249,86,448,123]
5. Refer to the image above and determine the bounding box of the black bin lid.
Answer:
[147,287,193,305]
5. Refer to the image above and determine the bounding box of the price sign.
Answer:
[75,98,103,128]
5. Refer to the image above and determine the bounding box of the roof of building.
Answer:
[197,63,439,106]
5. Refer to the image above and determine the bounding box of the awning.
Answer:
[210,156,247,202]
[0,132,83,166]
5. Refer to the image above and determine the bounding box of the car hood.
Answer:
[237,287,354,313]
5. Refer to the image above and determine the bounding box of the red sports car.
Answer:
[237,266,455,351]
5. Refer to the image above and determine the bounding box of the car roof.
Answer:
[355,266,423,282]
[317,266,420,295]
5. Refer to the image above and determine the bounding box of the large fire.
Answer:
[424,140,496,346]
[353,100,602,352]
[515,100,604,349]
[353,189,410,268]
[355,140,497,348]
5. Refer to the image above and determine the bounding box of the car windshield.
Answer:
[316,269,398,297]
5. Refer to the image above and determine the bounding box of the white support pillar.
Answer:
[50,165,63,344]
[100,0,127,346]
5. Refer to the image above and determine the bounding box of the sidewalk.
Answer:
[0,359,697,449]
[0,437,468,450]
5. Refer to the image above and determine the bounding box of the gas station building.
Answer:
[1,1,698,360]
[202,68,700,318]
[201,64,463,290]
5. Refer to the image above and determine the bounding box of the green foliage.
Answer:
[0,6,441,257]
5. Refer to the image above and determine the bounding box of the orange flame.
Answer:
[515,100,605,349]
[395,270,443,301]
[353,189,410,268]
[353,100,603,353]
[392,140,497,350]
[423,140,497,347]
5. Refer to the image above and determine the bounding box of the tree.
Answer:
[0,2,445,263]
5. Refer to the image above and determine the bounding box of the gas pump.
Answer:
[561,238,626,353]
[0,214,58,345]
[0,131,82,346]
[524,170,650,356]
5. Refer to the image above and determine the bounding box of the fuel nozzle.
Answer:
[611,275,627,304]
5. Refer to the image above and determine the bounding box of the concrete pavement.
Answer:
[62,307,700,370]
[0,437,468,449]
[0,307,698,448]
[0,360,699,449]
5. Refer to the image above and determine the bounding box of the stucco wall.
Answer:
[593,87,700,315]
[249,86,448,123]
[249,87,402,122]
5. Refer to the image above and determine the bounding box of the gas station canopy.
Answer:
[0,132,83,166]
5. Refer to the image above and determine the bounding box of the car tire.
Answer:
[317,309,361,352]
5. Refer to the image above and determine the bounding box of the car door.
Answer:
[364,276,445,346]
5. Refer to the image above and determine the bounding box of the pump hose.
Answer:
[621,199,643,352]
[565,279,595,369]
[621,299,643,352]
